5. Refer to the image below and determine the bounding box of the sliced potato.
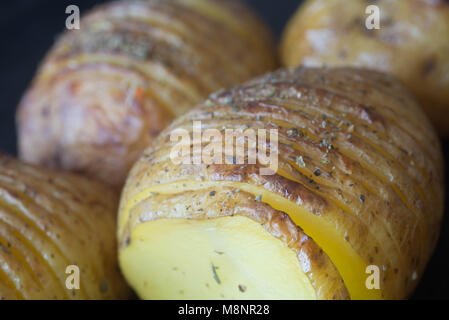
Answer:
[0,153,130,299]
[17,0,277,187]
[119,67,444,299]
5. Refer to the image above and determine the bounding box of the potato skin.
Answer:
[17,0,277,187]
[280,0,449,137]
[0,153,130,299]
[120,67,444,299]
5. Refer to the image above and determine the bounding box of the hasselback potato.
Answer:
[118,67,444,300]
[17,0,277,187]
[0,153,129,299]
[280,0,449,137]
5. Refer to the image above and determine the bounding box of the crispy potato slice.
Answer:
[120,188,349,300]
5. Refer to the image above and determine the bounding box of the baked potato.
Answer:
[280,0,449,137]
[0,153,130,299]
[17,0,277,187]
[118,67,444,300]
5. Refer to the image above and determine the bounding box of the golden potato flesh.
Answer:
[0,153,130,299]
[119,67,444,300]
[17,0,277,187]
[120,189,349,300]
[280,0,449,137]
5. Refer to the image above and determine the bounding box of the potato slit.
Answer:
[0,232,44,292]
[0,251,25,299]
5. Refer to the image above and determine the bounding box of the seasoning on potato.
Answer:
[280,0,449,137]
[118,67,444,300]
[0,153,130,299]
[17,0,277,187]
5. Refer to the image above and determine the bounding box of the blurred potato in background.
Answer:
[17,0,277,187]
[281,0,449,137]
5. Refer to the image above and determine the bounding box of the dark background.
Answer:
[0,0,447,299]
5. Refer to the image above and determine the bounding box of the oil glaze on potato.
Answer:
[118,67,444,300]
[280,0,449,137]
[17,0,277,187]
[0,153,130,299]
